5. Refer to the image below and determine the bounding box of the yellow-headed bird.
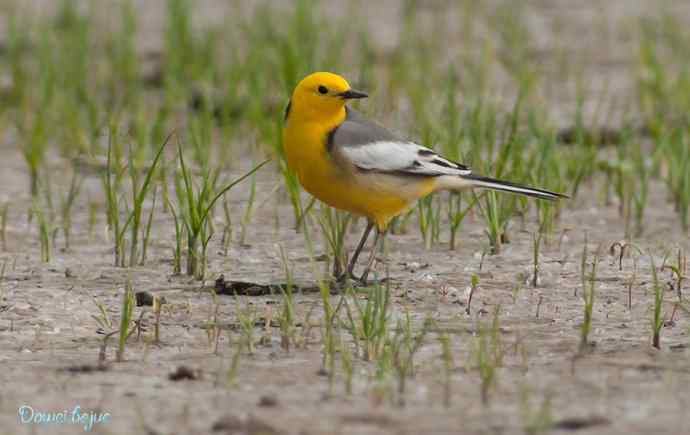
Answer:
[283,72,566,282]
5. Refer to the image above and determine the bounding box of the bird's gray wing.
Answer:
[329,108,471,176]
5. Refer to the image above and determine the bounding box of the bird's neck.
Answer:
[283,101,347,177]
[289,99,347,128]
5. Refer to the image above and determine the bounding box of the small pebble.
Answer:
[135,291,154,307]
[258,395,278,407]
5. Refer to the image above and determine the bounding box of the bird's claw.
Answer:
[334,271,370,288]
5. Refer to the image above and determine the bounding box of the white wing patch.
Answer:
[341,141,472,176]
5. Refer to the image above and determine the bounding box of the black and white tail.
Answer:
[439,173,567,201]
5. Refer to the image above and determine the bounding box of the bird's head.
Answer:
[288,72,367,121]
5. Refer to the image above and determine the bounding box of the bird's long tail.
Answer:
[440,173,567,201]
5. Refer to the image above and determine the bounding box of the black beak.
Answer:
[338,89,368,99]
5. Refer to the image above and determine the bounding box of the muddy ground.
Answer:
[2,1,690,435]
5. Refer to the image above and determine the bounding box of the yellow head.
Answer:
[287,72,367,122]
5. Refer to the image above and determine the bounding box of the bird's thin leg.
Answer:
[345,221,374,279]
[359,228,386,284]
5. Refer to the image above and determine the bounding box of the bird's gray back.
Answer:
[327,108,400,151]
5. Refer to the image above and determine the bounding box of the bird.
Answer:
[282,72,566,283]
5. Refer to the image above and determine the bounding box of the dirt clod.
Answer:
[552,416,610,430]
[212,415,279,435]
[168,366,200,381]
[136,291,155,306]
[257,395,278,407]
[214,274,321,296]
[60,364,109,374]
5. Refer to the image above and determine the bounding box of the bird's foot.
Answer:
[334,271,358,285]
[333,272,390,290]
[332,271,371,289]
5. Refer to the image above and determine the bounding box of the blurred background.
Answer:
[3,0,689,124]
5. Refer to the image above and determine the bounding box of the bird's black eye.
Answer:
[318,85,328,95]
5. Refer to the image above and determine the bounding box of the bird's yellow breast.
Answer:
[283,110,435,229]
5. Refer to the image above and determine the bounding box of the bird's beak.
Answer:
[338,89,368,99]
